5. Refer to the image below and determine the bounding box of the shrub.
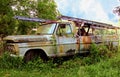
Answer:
[0,43,118,70]
[0,40,4,55]
[82,43,112,65]
[0,52,23,69]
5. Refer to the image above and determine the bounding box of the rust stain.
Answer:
[76,38,80,51]
[82,36,92,49]
[59,45,64,53]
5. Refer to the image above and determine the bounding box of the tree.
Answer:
[13,0,59,34]
[0,0,59,36]
[0,0,16,36]
[37,0,59,20]
[12,0,59,19]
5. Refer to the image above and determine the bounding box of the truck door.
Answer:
[56,23,76,56]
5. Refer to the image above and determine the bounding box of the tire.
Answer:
[23,50,48,63]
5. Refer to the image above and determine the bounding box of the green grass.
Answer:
[1,54,120,77]
[0,68,79,77]
[78,53,120,77]
[0,44,120,77]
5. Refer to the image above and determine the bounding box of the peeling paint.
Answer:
[82,36,92,49]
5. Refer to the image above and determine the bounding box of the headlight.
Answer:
[4,44,18,55]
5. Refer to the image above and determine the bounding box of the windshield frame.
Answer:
[36,23,57,35]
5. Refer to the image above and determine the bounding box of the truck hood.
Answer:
[3,35,54,43]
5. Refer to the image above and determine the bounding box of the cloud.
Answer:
[55,0,69,14]
[55,0,81,16]
[55,0,119,25]
[79,0,109,22]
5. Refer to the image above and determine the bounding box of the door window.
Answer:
[57,24,72,36]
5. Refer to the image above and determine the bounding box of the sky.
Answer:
[55,0,120,26]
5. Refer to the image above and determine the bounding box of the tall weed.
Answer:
[0,43,118,70]
[0,52,23,69]
[0,40,4,55]
[82,43,112,65]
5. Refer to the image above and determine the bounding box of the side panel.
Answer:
[17,42,57,57]
[56,34,76,56]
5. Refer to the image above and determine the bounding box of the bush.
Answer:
[0,52,23,69]
[0,43,118,70]
[0,40,4,55]
[82,43,112,65]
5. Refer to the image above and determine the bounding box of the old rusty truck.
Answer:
[3,16,120,62]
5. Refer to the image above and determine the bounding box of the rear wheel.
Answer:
[23,50,48,63]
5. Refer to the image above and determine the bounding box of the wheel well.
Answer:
[24,49,48,60]
[25,49,46,55]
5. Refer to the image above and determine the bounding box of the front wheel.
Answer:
[23,50,48,63]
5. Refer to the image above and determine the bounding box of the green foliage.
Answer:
[37,0,58,20]
[0,40,4,55]
[82,43,111,65]
[0,0,13,15]
[16,21,37,35]
[0,44,113,69]
[0,52,23,69]
[14,0,59,35]
[0,0,16,36]
[13,0,37,16]
[0,44,119,77]
[0,0,59,36]
[78,53,120,77]
[92,44,110,58]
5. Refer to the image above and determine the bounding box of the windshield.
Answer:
[36,23,56,34]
